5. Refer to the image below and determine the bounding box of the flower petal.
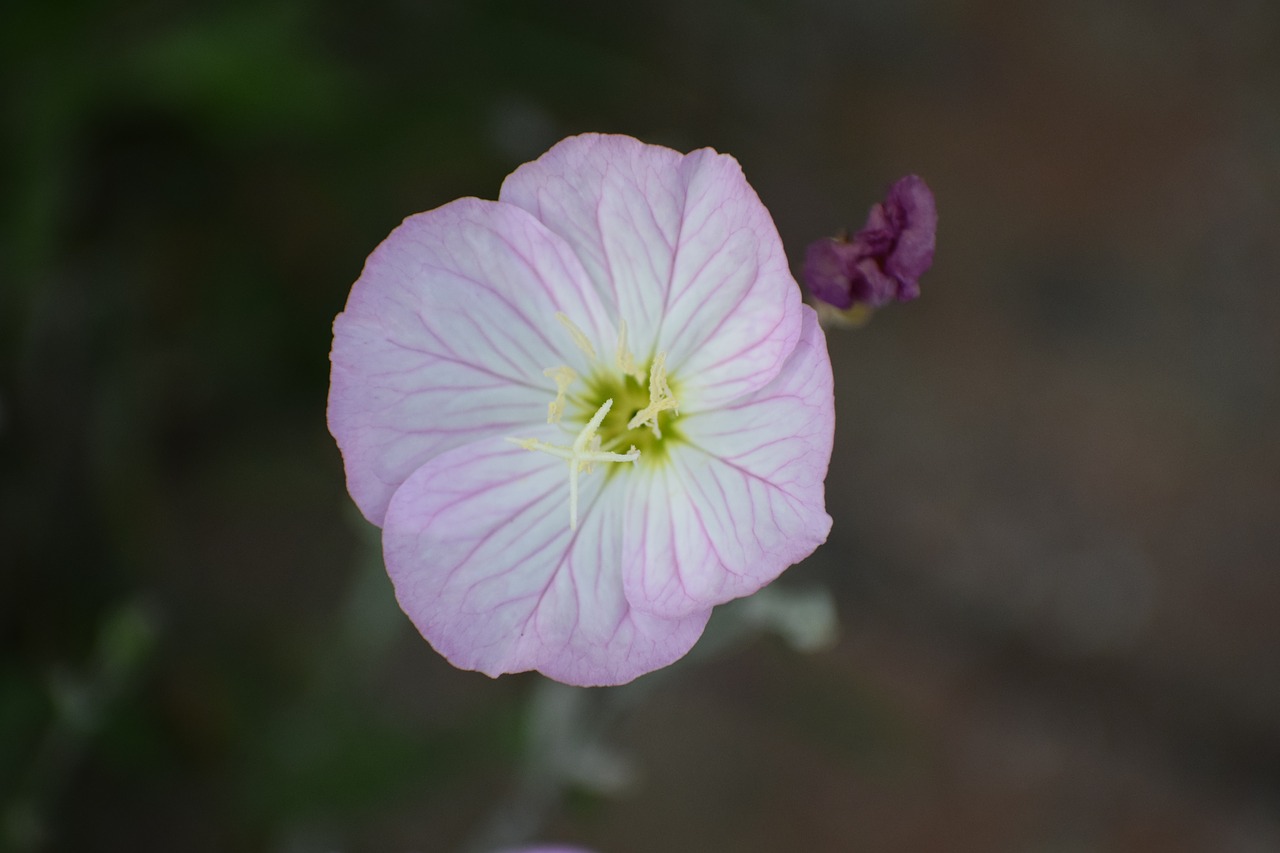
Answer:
[329,197,615,526]
[622,306,834,618]
[382,434,712,686]
[499,133,802,410]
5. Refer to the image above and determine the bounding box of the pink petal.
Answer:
[499,133,802,411]
[382,433,712,686]
[622,306,834,618]
[329,198,614,526]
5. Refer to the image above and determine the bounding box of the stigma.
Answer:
[507,399,640,530]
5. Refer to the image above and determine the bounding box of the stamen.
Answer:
[555,312,597,361]
[614,320,645,382]
[626,352,679,438]
[543,365,577,424]
[507,398,640,529]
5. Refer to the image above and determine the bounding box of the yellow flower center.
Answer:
[507,314,682,529]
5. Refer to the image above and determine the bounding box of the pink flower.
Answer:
[328,134,834,686]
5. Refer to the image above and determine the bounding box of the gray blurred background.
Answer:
[3,1,1278,851]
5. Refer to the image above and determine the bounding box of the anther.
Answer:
[555,312,597,361]
[614,320,645,382]
[626,352,679,438]
[543,365,577,424]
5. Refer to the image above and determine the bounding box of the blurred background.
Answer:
[3,0,1279,850]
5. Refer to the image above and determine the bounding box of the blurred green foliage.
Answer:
[0,0,654,848]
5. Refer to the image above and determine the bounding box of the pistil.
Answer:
[507,398,639,529]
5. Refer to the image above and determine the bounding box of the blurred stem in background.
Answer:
[463,583,838,853]
[3,600,159,852]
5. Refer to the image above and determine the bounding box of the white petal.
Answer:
[499,133,802,409]
[622,307,834,618]
[328,198,615,526]
[382,435,712,686]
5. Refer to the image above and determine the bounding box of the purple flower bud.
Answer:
[803,174,936,313]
